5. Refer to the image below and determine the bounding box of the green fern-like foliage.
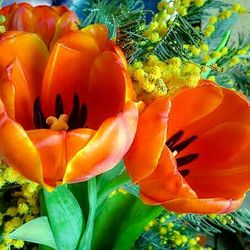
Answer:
[152,15,203,61]
[79,0,145,37]
[133,209,250,250]
[208,32,250,96]
[186,0,230,25]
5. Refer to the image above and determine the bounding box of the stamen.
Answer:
[166,130,184,149]
[68,93,80,129]
[78,103,88,128]
[46,114,69,131]
[171,135,197,153]
[55,94,64,118]
[176,153,199,168]
[179,169,190,177]
[172,150,178,157]
[33,97,48,129]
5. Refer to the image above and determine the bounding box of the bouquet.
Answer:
[0,0,249,249]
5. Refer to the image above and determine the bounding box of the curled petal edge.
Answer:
[63,102,139,183]
[141,192,245,214]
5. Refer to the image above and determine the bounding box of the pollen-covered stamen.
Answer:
[166,130,184,149]
[176,153,199,168]
[171,135,198,153]
[46,114,69,131]
[55,94,64,118]
[34,97,49,129]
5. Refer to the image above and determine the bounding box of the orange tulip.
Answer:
[125,80,250,214]
[0,3,78,49]
[0,23,138,190]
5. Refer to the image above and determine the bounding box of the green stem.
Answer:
[78,178,97,250]
[97,172,130,209]
[202,30,231,79]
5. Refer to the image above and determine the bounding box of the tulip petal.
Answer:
[41,31,100,116]
[82,24,109,52]
[0,32,49,98]
[0,112,43,184]
[107,42,136,101]
[168,81,223,137]
[63,102,138,183]
[8,4,36,32]
[139,147,197,204]
[86,51,126,129]
[161,195,245,214]
[0,59,34,129]
[27,128,96,187]
[124,96,171,182]
[66,128,96,161]
[53,6,69,16]
[183,122,250,199]
[27,129,65,187]
[49,11,78,50]
[31,6,59,47]
[0,69,15,120]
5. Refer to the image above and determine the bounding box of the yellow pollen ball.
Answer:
[209,16,217,24]
[195,0,205,7]
[166,6,175,15]
[190,45,201,56]
[232,3,241,12]
[160,226,167,235]
[177,6,187,16]
[221,47,228,55]
[157,0,168,11]
[211,51,221,59]
[6,207,18,217]
[201,43,209,52]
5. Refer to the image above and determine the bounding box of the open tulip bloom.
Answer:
[0,4,138,190]
[0,2,250,250]
[125,80,250,214]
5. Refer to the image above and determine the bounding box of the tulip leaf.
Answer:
[96,161,125,191]
[78,178,97,250]
[43,185,84,250]
[8,216,57,249]
[97,172,130,210]
[92,191,163,250]
[113,200,163,250]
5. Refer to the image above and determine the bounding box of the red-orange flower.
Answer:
[0,23,138,190]
[125,80,250,214]
[0,3,78,49]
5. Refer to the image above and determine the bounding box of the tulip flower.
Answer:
[0,23,138,190]
[0,3,78,49]
[125,80,250,214]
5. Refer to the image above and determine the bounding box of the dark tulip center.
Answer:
[33,93,88,130]
[166,130,199,177]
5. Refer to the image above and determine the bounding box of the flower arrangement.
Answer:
[0,0,249,249]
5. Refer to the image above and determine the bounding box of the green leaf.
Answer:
[43,185,84,250]
[8,216,57,249]
[113,199,163,250]
[97,161,125,191]
[92,192,163,250]
[68,182,89,219]
[78,178,97,250]
[97,172,130,210]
